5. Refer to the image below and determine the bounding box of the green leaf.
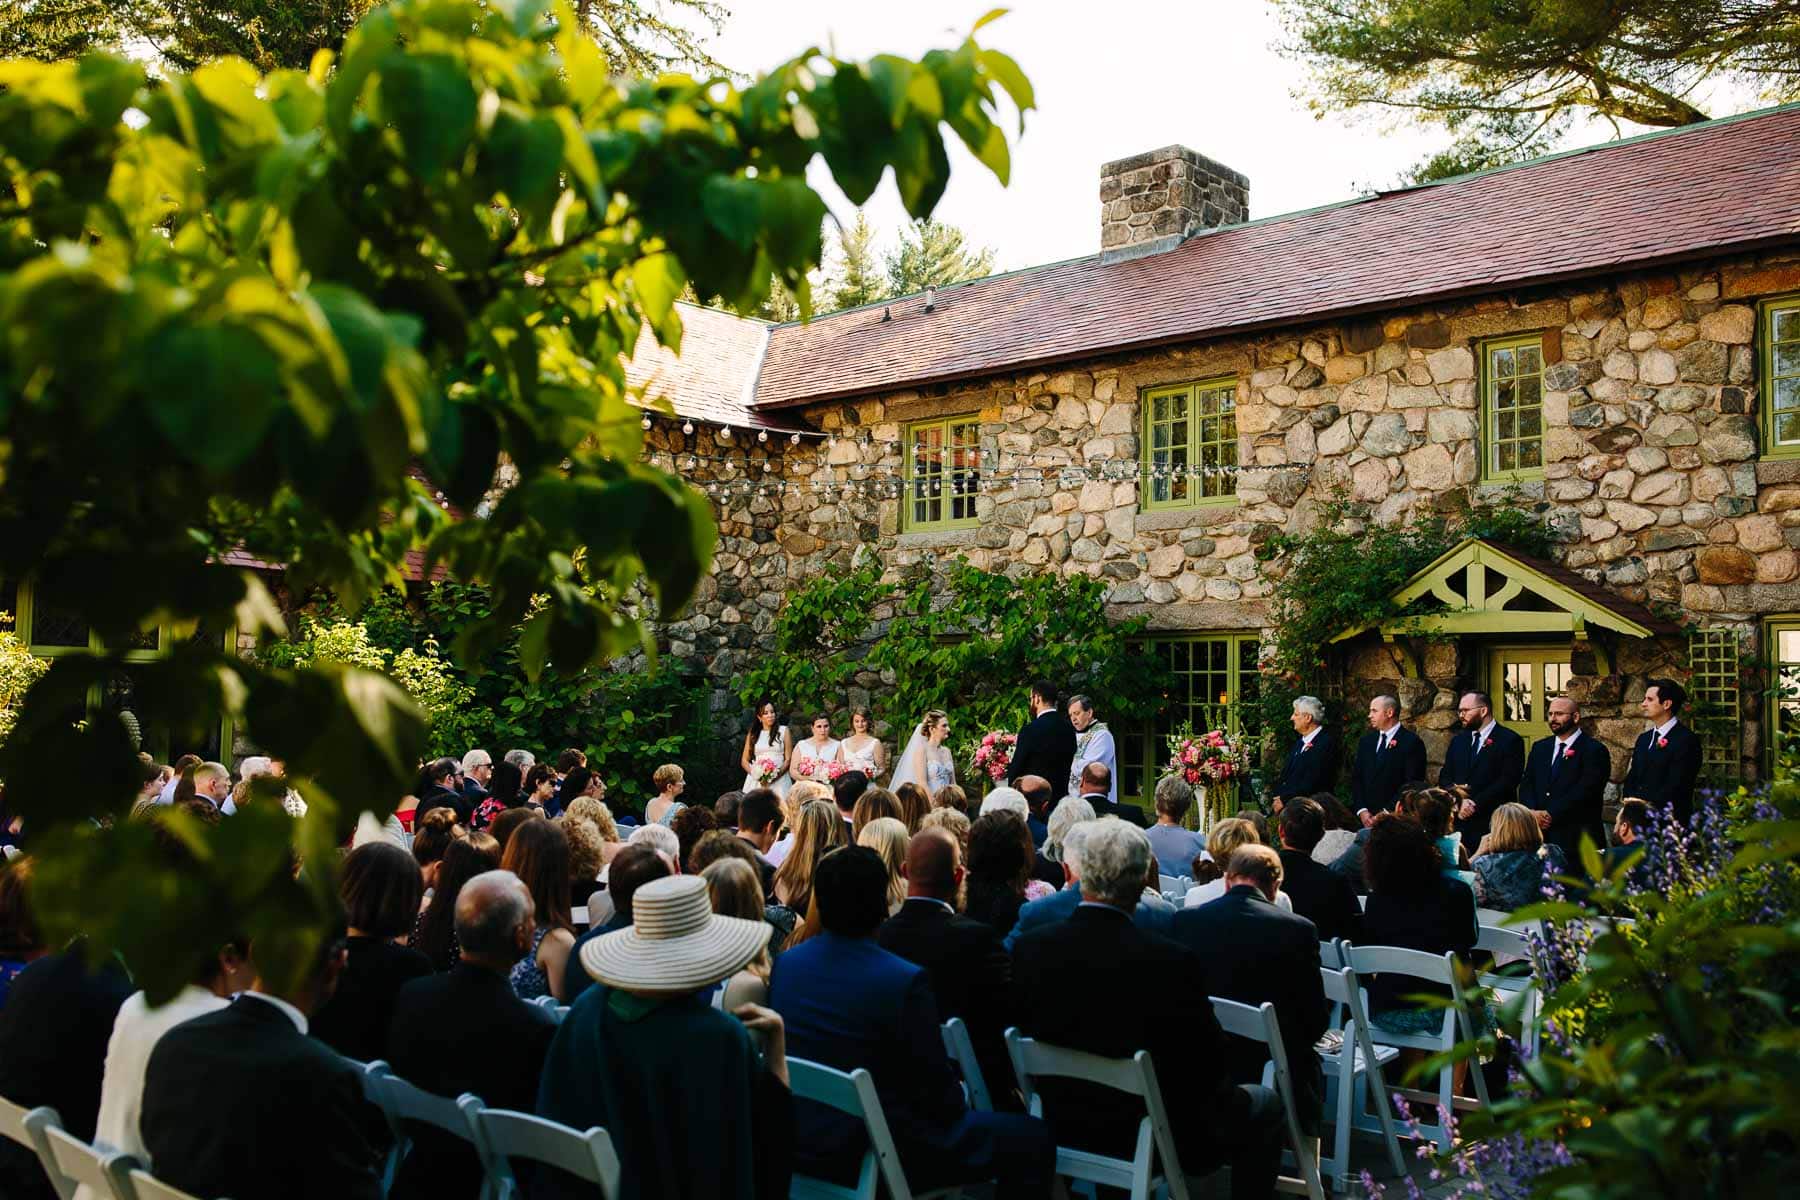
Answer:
[972,7,1010,32]
[144,321,286,468]
[373,54,478,177]
[631,253,687,345]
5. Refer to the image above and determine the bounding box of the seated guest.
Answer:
[1472,802,1566,912]
[1169,845,1328,1132]
[772,799,847,917]
[387,871,558,1200]
[1146,775,1207,880]
[1075,762,1146,826]
[626,820,680,862]
[931,783,969,815]
[1601,798,1656,890]
[671,804,719,875]
[0,857,46,1007]
[771,848,1052,1196]
[645,763,687,826]
[562,796,626,866]
[558,812,606,912]
[1184,818,1295,912]
[919,806,971,862]
[1310,794,1362,866]
[0,942,135,1200]
[893,781,931,833]
[1005,819,1173,950]
[1410,786,1476,890]
[1030,795,1094,889]
[538,875,794,1200]
[312,842,432,1062]
[410,807,462,894]
[978,786,1029,822]
[1010,819,1283,1200]
[142,926,385,1200]
[963,811,1037,936]
[523,763,558,812]
[878,829,1015,1110]
[734,787,783,897]
[851,787,903,840]
[416,757,468,825]
[502,818,577,1001]
[715,789,744,831]
[563,844,674,1006]
[1276,797,1361,943]
[833,769,870,828]
[488,805,539,855]
[1014,775,1053,848]
[1361,814,1478,1037]
[857,818,911,916]
[411,832,502,972]
[704,859,777,1008]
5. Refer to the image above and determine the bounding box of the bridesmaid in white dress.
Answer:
[835,708,887,779]
[788,714,842,784]
[740,701,791,798]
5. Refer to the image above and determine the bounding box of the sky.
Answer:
[704,0,1711,273]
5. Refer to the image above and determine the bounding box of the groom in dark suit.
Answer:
[1621,677,1704,826]
[1438,690,1525,846]
[1008,680,1076,798]
[1522,696,1611,866]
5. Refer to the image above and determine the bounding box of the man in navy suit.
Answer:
[1438,690,1524,846]
[1521,696,1611,867]
[770,848,1052,1198]
[1350,693,1427,825]
[1621,677,1704,826]
[1007,680,1077,799]
[1270,695,1339,811]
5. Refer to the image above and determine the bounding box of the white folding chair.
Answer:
[0,1096,71,1200]
[1317,966,1406,1192]
[786,1057,966,1200]
[1157,875,1189,904]
[122,1168,213,1200]
[362,1065,495,1199]
[940,1018,993,1112]
[469,1108,620,1200]
[1319,939,1345,971]
[1004,1029,1190,1200]
[1208,998,1325,1200]
[1476,924,1540,1057]
[1474,907,1511,930]
[40,1125,137,1200]
[1345,946,1490,1154]
[571,906,589,928]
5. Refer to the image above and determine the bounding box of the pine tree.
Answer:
[883,218,996,298]
[824,212,887,312]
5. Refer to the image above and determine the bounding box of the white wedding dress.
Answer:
[891,723,956,795]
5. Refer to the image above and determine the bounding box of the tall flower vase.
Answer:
[1182,786,1213,833]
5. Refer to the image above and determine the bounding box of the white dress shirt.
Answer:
[1653,718,1679,740]
[1182,878,1295,912]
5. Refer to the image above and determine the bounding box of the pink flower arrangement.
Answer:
[1164,725,1247,787]
[794,756,841,781]
[753,757,781,786]
[970,730,1017,783]
[824,761,848,782]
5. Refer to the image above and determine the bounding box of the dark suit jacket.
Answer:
[1271,730,1339,802]
[1349,726,1427,816]
[1009,710,1076,799]
[1002,884,1175,951]
[311,936,432,1064]
[1079,791,1148,828]
[0,948,133,1200]
[142,994,384,1200]
[878,899,1015,1104]
[1522,730,1611,865]
[1361,877,1477,1017]
[1011,904,1248,1157]
[1438,724,1525,843]
[1167,886,1328,1130]
[1621,722,1703,826]
[1277,848,1361,944]
[415,784,471,826]
[386,964,559,1200]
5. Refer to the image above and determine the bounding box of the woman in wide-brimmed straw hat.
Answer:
[537,873,795,1199]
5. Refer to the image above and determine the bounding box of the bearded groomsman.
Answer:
[1438,690,1524,846]
[1269,696,1338,813]
[1620,678,1703,826]
[1066,694,1116,804]
[1522,696,1610,866]
[1349,694,1426,827]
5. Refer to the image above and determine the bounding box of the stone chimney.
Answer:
[1099,145,1249,263]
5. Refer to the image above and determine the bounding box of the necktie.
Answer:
[1376,734,1388,754]
[1550,739,1564,778]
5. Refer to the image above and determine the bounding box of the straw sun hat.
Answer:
[579,874,770,995]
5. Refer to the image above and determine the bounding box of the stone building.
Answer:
[624,103,1800,806]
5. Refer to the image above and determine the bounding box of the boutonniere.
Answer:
[1656,735,1668,749]
[1300,741,1312,752]
[1561,745,1576,759]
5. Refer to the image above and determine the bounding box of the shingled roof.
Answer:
[624,303,809,434]
[750,102,1800,409]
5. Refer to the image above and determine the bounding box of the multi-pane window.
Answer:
[1120,634,1261,807]
[903,416,981,531]
[1142,378,1238,509]
[1482,335,1546,480]
[1688,628,1742,781]
[1766,619,1800,775]
[1764,295,1800,453]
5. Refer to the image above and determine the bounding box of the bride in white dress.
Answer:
[788,714,842,784]
[740,701,791,797]
[890,709,956,798]
[835,708,887,779]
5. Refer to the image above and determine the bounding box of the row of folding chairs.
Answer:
[0,1094,208,1200]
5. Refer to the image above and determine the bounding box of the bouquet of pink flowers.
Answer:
[824,761,849,782]
[1165,725,1247,787]
[971,730,1017,783]
[793,756,831,780]
[753,757,781,786]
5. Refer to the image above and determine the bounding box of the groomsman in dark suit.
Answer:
[1621,678,1704,826]
[1438,690,1524,846]
[1350,693,1427,827]
[1269,695,1338,812]
[1008,680,1076,798]
[1521,696,1611,866]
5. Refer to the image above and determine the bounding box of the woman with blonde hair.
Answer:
[561,796,625,865]
[767,779,833,868]
[919,807,971,861]
[646,763,687,826]
[851,787,902,841]
[1471,802,1565,911]
[559,816,605,910]
[771,799,847,916]
[703,857,775,1007]
[1182,817,1296,911]
[857,817,910,915]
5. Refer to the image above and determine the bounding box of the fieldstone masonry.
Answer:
[1099,144,1250,263]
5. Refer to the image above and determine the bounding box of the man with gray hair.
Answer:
[1065,694,1116,804]
[192,761,234,815]
[385,870,557,1196]
[460,749,494,805]
[1011,820,1284,1199]
[978,785,1029,821]
[502,749,535,772]
[1003,816,1173,950]
[1269,695,1338,813]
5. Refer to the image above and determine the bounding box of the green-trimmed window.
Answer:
[903,416,981,532]
[1688,627,1741,781]
[1120,633,1262,806]
[1766,618,1800,774]
[1141,378,1238,509]
[1480,335,1546,481]
[1762,294,1800,455]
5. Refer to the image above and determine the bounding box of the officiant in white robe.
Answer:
[1066,694,1117,803]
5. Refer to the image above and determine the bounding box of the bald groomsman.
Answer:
[1437,691,1524,846]
[1521,697,1610,866]
[1350,694,1426,827]
[1620,678,1703,826]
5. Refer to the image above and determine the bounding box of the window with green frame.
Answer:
[1762,294,1800,455]
[1688,627,1741,781]
[1480,335,1546,481]
[903,415,982,531]
[1766,618,1800,774]
[1141,378,1238,509]
[1119,633,1262,806]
